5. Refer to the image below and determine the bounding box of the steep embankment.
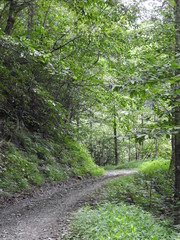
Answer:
[0,36,103,193]
[0,169,137,240]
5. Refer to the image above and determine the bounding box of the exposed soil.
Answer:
[0,169,137,240]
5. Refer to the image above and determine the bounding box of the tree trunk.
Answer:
[170,135,175,168]
[128,137,131,162]
[90,120,93,157]
[155,138,158,158]
[4,0,17,35]
[141,114,144,159]
[135,141,138,160]
[113,113,118,165]
[174,0,180,225]
[4,0,31,35]
[101,138,105,166]
[27,2,34,38]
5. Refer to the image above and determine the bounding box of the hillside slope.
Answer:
[0,35,103,192]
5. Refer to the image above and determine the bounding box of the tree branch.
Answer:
[51,35,81,53]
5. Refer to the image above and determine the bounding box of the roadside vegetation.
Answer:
[0,138,104,192]
[104,159,149,170]
[66,203,177,240]
[106,158,174,219]
[66,158,179,239]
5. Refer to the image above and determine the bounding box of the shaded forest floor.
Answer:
[0,169,137,240]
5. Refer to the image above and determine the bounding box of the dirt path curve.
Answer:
[0,169,137,240]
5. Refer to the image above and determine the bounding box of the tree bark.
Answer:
[27,2,34,38]
[170,136,175,168]
[141,114,144,159]
[4,0,17,35]
[155,138,158,158]
[135,141,138,160]
[4,0,32,35]
[113,111,118,165]
[128,137,131,162]
[90,120,93,157]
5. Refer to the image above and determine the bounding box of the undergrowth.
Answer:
[0,130,104,192]
[66,202,177,240]
[104,159,148,170]
[106,158,175,220]
[65,158,178,239]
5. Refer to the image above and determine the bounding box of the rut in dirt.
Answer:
[0,169,137,240]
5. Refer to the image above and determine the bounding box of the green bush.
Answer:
[61,140,104,177]
[139,158,170,175]
[66,203,177,240]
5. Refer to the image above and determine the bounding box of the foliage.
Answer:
[66,202,177,240]
[0,0,178,202]
[60,140,104,177]
[104,159,150,170]
[139,158,170,175]
[0,143,44,191]
[0,132,103,192]
[0,22,104,191]
[106,158,175,219]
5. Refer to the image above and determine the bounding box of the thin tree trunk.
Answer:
[4,0,31,35]
[27,2,34,38]
[43,2,52,28]
[155,138,158,158]
[101,138,105,166]
[113,112,118,165]
[40,1,52,41]
[135,141,138,160]
[90,121,93,157]
[170,135,175,168]
[128,137,131,162]
[4,0,17,35]
[141,114,144,159]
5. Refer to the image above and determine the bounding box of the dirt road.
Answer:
[0,169,137,240]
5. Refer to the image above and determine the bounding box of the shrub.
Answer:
[139,158,170,175]
[61,140,104,177]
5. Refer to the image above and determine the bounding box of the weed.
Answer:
[106,158,174,220]
[66,203,177,239]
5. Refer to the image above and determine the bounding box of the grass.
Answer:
[106,158,174,218]
[0,133,104,192]
[104,159,150,170]
[66,202,177,240]
[139,158,170,174]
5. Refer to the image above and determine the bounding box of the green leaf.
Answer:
[170,0,176,7]
[171,61,179,69]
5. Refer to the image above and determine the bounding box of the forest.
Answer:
[0,0,180,239]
